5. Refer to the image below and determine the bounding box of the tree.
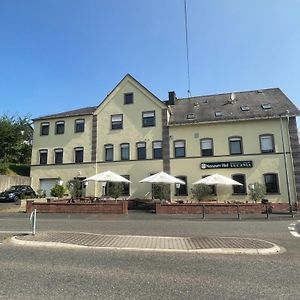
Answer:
[248,182,266,203]
[66,178,82,199]
[0,114,32,164]
[107,182,123,200]
[191,184,212,201]
[152,184,170,201]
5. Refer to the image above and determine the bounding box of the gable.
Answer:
[94,74,166,115]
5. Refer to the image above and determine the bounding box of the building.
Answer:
[31,74,300,204]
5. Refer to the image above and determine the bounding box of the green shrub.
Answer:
[9,164,30,176]
[152,184,170,201]
[107,182,123,200]
[66,178,82,198]
[0,163,9,174]
[37,189,46,198]
[249,182,266,203]
[50,184,65,198]
[191,184,212,201]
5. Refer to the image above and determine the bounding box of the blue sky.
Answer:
[0,0,300,120]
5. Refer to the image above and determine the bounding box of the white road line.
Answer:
[288,221,300,238]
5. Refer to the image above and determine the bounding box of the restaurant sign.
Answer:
[200,160,253,169]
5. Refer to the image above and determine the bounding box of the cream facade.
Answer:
[31,74,300,204]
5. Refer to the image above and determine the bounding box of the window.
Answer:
[55,121,65,134]
[142,111,155,127]
[137,142,146,160]
[120,143,129,160]
[104,144,113,161]
[229,136,243,155]
[232,174,246,194]
[75,119,85,133]
[54,148,63,164]
[260,134,274,153]
[74,147,84,163]
[174,140,185,158]
[200,138,213,156]
[264,173,279,194]
[111,114,123,130]
[40,122,49,136]
[175,176,188,196]
[124,93,133,104]
[153,141,162,159]
[121,175,130,196]
[39,150,48,165]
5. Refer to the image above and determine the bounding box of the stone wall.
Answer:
[26,200,128,214]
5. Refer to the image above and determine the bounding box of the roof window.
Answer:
[215,111,223,117]
[261,103,272,110]
[186,113,195,120]
[241,105,250,111]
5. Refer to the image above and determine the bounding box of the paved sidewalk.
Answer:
[12,231,283,255]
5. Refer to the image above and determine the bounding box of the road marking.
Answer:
[288,221,300,238]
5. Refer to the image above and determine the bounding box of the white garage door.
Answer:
[40,179,57,197]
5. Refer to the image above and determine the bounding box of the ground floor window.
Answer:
[264,173,279,194]
[232,174,246,194]
[175,176,188,196]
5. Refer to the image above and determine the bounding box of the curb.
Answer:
[10,235,284,255]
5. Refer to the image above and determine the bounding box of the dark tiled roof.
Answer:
[33,106,97,121]
[169,88,300,125]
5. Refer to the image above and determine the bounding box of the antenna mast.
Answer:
[184,0,191,98]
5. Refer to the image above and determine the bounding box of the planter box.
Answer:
[26,200,128,214]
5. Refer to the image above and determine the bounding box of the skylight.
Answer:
[241,105,250,111]
[261,103,272,110]
[215,111,223,117]
[186,113,195,119]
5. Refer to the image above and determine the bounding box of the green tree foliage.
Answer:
[152,183,170,201]
[249,182,266,203]
[66,178,82,198]
[191,184,213,201]
[107,182,123,200]
[0,114,32,165]
[50,184,65,198]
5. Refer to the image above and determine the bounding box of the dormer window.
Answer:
[215,111,223,117]
[261,103,272,110]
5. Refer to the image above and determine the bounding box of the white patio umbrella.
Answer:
[139,171,185,184]
[193,173,242,202]
[193,173,242,186]
[139,171,185,201]
[83,170,131,183]
[83,170,131,198]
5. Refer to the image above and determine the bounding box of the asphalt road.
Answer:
[0,211,299,299]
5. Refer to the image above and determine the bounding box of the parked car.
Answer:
[0,185,37,202]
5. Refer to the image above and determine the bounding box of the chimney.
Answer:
[168,91,176,105]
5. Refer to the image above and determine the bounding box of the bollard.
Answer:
[202,205,205,220]
[237,205,241,220]
[266,204,270,220]
[29,209,37,235]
